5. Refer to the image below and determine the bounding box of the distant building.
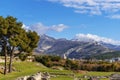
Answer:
[105,57,120,63]
[63,54,67,59]
[114,57,120,61]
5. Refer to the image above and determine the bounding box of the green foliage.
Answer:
[35,55,120,72]
[26,31,40,52]
[35,55,50,66]
[35,55,62,67]
[0,16,9,35]
[91,51,120,60]
[50,55,61,62]
[19,53,28,61]
[65,59,73,69]
[0,52,4,56]
[0,15,40,55]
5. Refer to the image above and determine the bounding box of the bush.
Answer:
[19,53,28,61]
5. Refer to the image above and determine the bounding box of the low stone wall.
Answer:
[0,56,34,63]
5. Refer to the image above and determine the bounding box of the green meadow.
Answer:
[0,61,118,80]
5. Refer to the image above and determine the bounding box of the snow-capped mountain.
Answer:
[73,33,120,45]
[72,33,120,50]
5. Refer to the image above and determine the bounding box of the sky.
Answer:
[1,0,120,45]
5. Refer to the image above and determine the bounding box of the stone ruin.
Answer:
[110,73,120,80]
[16,72,50,80]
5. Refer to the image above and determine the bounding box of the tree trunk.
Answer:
[4,45,7,75]
[8,47,14,73]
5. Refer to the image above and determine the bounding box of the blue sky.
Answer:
[1,0,120,44]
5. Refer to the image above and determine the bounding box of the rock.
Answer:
[16,72,50,80]
[27,76,36,80]
[110,73,120,80]
[16,76,29,80]
[27,72,42,80]
[42,72,50,80]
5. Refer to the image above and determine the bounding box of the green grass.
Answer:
[0,62,48,80]
[0,61,118,80]
[75,72,112,77]
[76,71,117,80]
[77,78,109,80]
[51,76,73,80]
[86,71,115,76]
[0,61,73,80]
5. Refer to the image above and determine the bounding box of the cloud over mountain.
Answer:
[48,0,120,18]
[22,23,68,35]
[73,33,120,45]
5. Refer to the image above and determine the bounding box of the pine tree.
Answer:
[0,16,40,74]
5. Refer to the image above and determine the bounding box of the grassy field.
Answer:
[0,61,118,80]
[0,61,74,80]
[75,71,115,80]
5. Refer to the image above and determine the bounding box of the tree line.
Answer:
[35,55,120,72]
[90,51,120,60]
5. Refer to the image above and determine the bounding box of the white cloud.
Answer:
[48,0,120,17]
[51,24,68,32]
[73,33,120,45]
[108,14,120,19]
[30,23,48,34]
[22,22,68,35]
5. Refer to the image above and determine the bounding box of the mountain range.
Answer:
[35,34,120,59]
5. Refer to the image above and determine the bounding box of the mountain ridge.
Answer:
[35,34,119,59]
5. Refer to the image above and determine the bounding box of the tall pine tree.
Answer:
[0,16,39,74]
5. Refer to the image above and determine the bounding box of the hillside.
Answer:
[91,51,120,60]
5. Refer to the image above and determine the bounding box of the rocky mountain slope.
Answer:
[35,35,115,59]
